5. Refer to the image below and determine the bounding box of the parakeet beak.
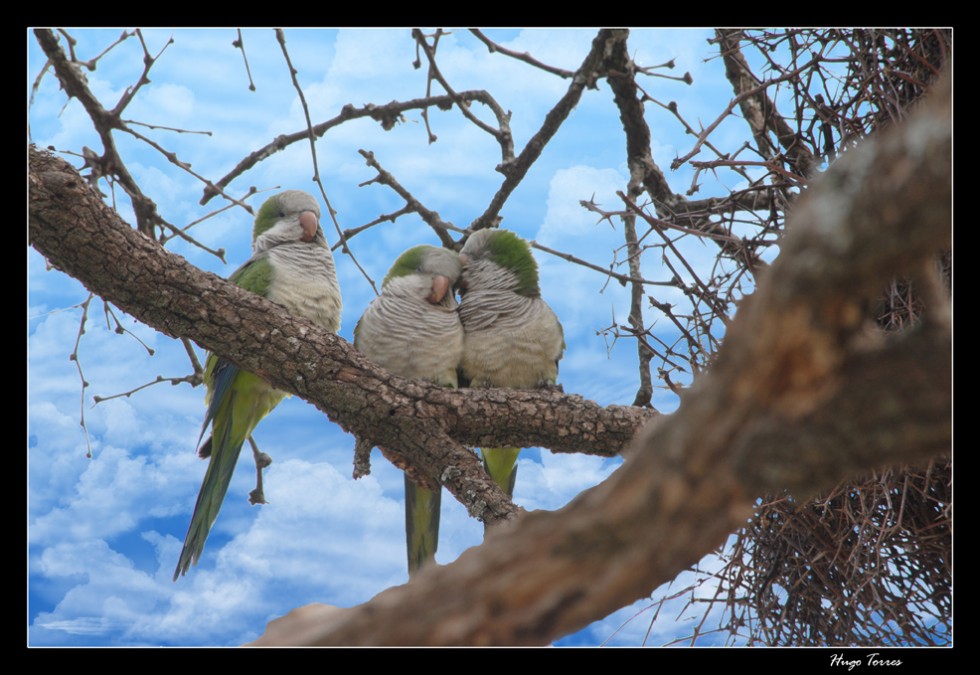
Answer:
[299,211,319,242]
[428,274,451,304]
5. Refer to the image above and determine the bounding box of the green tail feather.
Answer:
[482,447,520,498]
[405,476,441,576]
[173,429,244,581]
[175,364,282,581]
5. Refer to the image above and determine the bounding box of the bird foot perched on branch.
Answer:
[248,436,273,506]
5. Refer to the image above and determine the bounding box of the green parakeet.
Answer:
[457,229,564,504]
[173,190,342,580]
[353,245,463,575]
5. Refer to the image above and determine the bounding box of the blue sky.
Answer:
[28,28,759,646]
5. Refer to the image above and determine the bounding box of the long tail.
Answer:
[174,360,282,580]
[173,420,246,581]
[481,447,520,535]
[174,394,254,581]
[482,447,520,497]
[405,476,441,576]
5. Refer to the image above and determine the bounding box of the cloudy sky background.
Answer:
[28,28,761,646]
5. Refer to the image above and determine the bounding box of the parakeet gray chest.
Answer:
[458,289,563,389]
[266,243,342,333]
[356,275,463,387]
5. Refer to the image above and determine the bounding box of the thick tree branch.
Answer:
[602,30,755,272]
[602,30,680,211]
[247,69,950,646]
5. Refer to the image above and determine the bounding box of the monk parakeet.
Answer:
[458,228,564,504]
[353,245,463,575]
[173,190,342,580]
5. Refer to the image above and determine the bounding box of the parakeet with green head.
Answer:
[354,245,463,575]
[173,190,342,580]
[457,228,564,505]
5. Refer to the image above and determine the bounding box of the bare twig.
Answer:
[92,373,202,404]
[114,30,174,115]
[530,239,672,288]
[69,294,95,458]
[413,28,514,157]
[619,192,731,320]
[357,149,461,249]
[233,29,257,91]
[101,301,154,354]
[469,29,575,79]
[124,119,212,136]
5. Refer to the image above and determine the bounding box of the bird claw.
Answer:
[248,437,270,504]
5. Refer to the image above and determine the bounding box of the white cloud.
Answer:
[518,451,620,512]
[137,83,195,121]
